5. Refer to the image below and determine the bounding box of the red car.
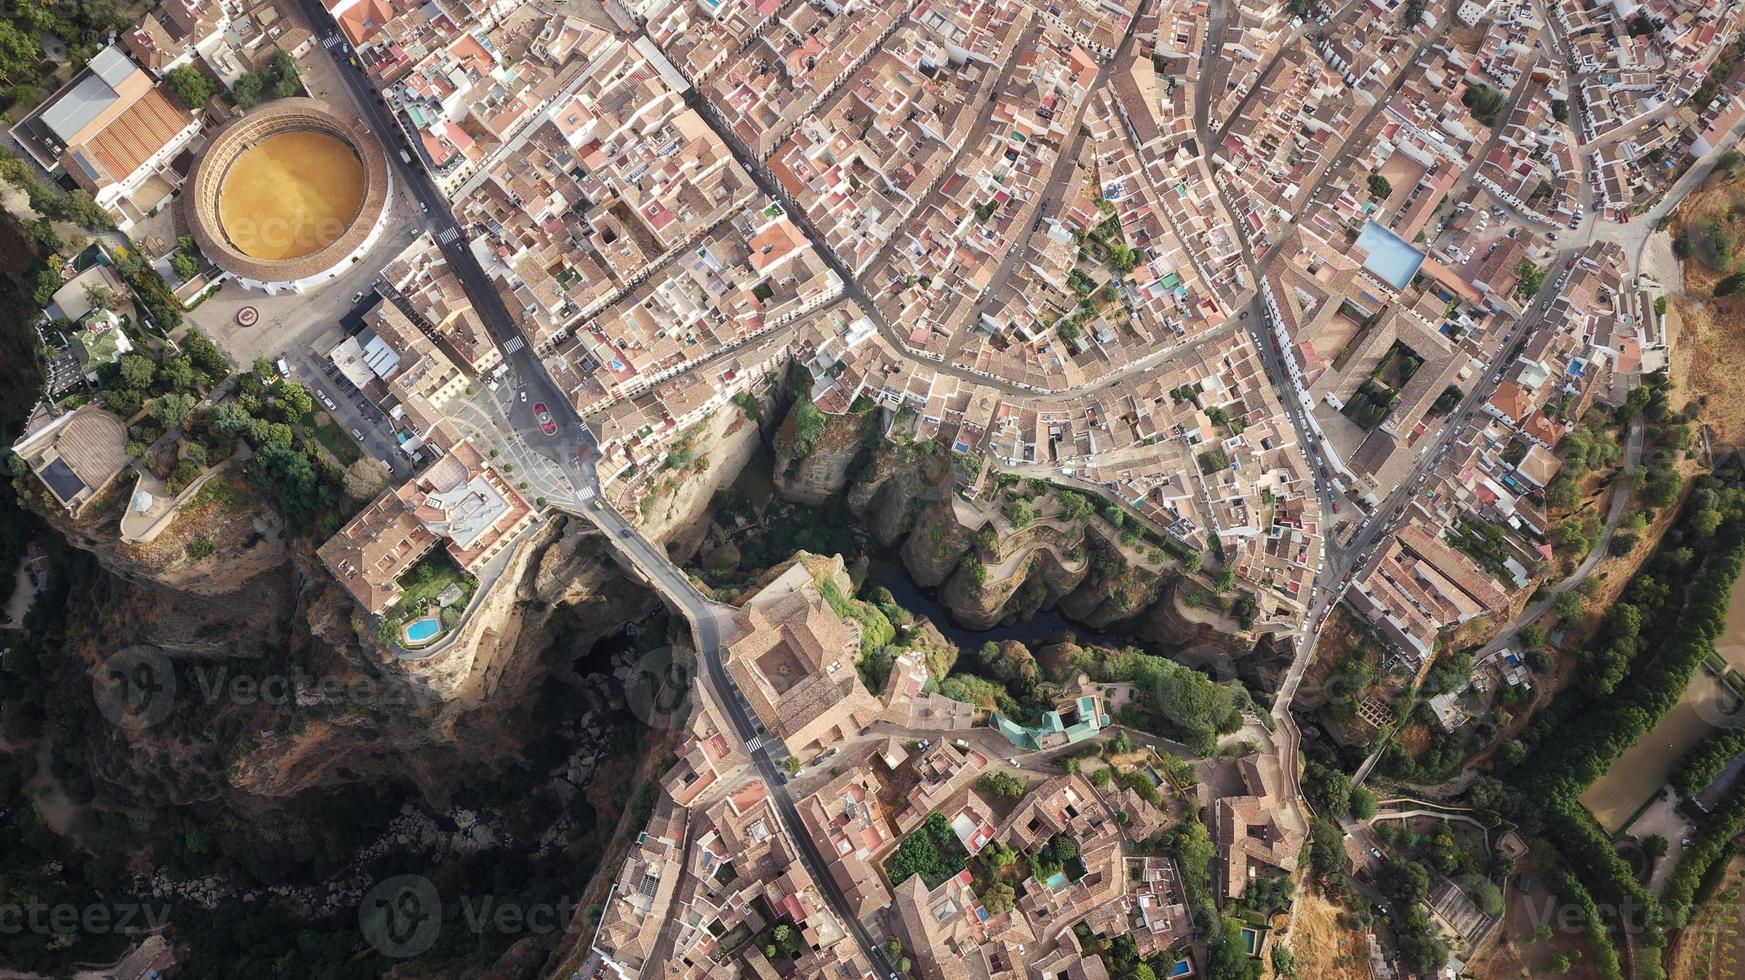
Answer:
[534,402,557,436]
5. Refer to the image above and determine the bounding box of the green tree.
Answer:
[268,51,300,99]
[1553,589,1584,622]
[158,355,195,392]
[790,401,827,456]
[1350,785,1377,820]
[232,72,264,108]
[164,65,215,110]
[0,21,41,81]
[272,381,313,418]
[1367,174,1393,199]
[117,353,156,390]
[171,252,200,282]
[1462,84,1506,125]
[1210,919,1262,980]
[150,392,198,429]
[64,189,110,229]
[1515,260,1547,299]
[102,388,142,416]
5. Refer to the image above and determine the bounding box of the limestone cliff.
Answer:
[639,395,771,555]
[765,401,1256,658]
[772,401,868,504]
[70,514,657,811]
[17,469,291,600]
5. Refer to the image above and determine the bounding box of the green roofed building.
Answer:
[991,692,1108,751]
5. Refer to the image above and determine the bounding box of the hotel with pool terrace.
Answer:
[180,98,392,294]
[317,433,538,648]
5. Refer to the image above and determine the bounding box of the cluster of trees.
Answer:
[114,248,184,331]
[1375,861,1450,976]
[1303,757,1376,820]
[1558,420,1621,478]
[976,772,1026,801]
[1511,486,1744,802]
[1367,174,1393,200]
[1516,260,1548,299]
[1662,770,1745,928]
[164,65,218,112]
[94,327,228,430]
[1463,482,1745,977]
[186,361,360,533]
[1,154,110,235]
[1462,84,1507,126]
[787,400,828,457]
[232,51,301,109]
[886,812,969,889]
[1575,601,1644,697]
[1341,379,1398,430]
[171,235,207,283]
[1537,855,1625,979]
[1163,819,1219,939]
[1670,726,1745,798]
[0,0,134,97]
[1061,644,1247,754]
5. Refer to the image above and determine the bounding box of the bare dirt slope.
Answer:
[1290,888,1375,980]
[1667,170,1745,449]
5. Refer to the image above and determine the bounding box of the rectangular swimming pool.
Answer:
[1356,219,1427,290]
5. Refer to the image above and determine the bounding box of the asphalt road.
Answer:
[582,501,900,977]
[291,0,587,466]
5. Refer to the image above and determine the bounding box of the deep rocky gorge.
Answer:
[1,361,1284,976]
[766,401,1291,694]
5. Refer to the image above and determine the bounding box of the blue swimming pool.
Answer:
[1169,960,1192,978]
[1356,219,1427,290]
[1240,926,1261,956]
[404,616,441,644]
[1044,871,1068,890]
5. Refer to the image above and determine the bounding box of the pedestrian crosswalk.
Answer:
[323,33,341,49]
[576,484,596,501]
[503,336,525,354]
[746,736,762,752]
[437,226,461,245]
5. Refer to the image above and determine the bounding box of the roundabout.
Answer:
[180,98,392,294]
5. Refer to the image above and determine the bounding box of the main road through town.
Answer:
[293,9,898,974]
[582,500,902,978]
[292,0,586,460]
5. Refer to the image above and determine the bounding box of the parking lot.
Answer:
[284,347,414,480]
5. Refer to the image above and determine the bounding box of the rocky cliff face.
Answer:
[773,403,867,504]
[18,450,662,811]
[67,514,657,812]
[19,471,292,601]
[768,402,1259,661]
[640,396,771,555]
